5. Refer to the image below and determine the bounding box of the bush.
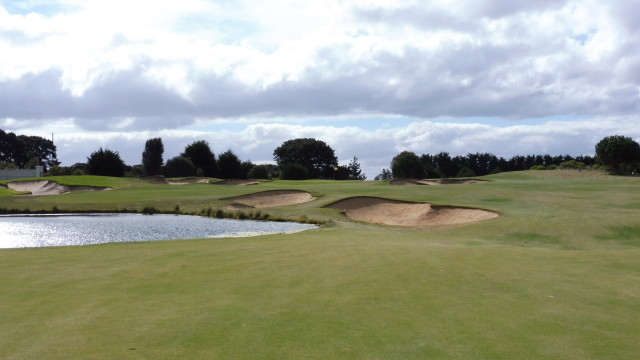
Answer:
[530,165,546,170]
[163,156,196,178]
[87,148,126,177]
[559,160,586,170]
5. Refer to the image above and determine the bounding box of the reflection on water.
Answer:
[0,214,317,248]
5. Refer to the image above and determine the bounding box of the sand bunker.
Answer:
[213,180,260,186]
[223,190,316,209]
[390,178,486,185]
[7,180,112,196]
[327,196,498,227]
[166,178,210,185]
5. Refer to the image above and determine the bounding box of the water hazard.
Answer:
[0,214,318,248]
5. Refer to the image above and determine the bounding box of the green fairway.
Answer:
[1,170,639,359]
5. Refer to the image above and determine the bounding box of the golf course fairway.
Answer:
[1,170,639,359]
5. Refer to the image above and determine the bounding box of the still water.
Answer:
[0,214,318,248]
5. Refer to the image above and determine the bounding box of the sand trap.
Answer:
[390,178,487,185]
[327,196,498,227]
[7,180,112,196]
[222,190,316,209]
[213,180,260,186]
[225,203,254,210]
[166,178,210,185]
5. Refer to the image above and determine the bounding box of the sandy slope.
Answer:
[213,180,260,186]
[7,180,111,196]
[166,178,210,185]
[327,196,498,227]
[223,190,316,208]
[390,179,486,185]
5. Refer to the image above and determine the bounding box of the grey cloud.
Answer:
[0,70,73,119]
[470,0,571,18]
[354,0,570,28]
[2,31,639,128]
[610,1,640,35]
[354,6,480,32]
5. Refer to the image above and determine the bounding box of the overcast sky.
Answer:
[1,0,639,178]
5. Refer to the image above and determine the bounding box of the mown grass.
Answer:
[0,170,639,359]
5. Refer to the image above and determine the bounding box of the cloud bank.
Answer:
[1,0,639,176]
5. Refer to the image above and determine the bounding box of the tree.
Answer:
[0,129,58,170]
[217,149,243,179]
[142,138,164,176]
[595,135,640,175]
[391,151,427,179]
[374,168,392,180]
[87,148,126,177]
[248,164,278,179]
[163,156,196,178]
[273,138,338,178]
[182,140,217,177]
[280,163,311,180]
[347,156,366,180]
[248,164,269,179]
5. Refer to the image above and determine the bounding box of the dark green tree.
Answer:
[240,160,253,180]
[333,165,350,180]
[87,148,126,177]
[595,135,640,175]
[391,151,427,179]
[0,130,58,170]
[142,138,164,176]
[374,168,392,180]
[217,149,243,179]
[163,156,196,178]
[248,164,269,179]
[280,163,311,180]
[347,156,366,180]
[273,138,337,178]
[455,166,475,178]
[182,140,217,177]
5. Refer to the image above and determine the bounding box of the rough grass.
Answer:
[0,170,639,359]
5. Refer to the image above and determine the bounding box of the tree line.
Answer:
[377,135,639,179]
[49,137,367,180]
[7,128,637,180]
[0,129,59,170]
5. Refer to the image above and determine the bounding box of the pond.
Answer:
[0,214,318,249]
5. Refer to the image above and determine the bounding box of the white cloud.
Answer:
[1,0,640,177]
